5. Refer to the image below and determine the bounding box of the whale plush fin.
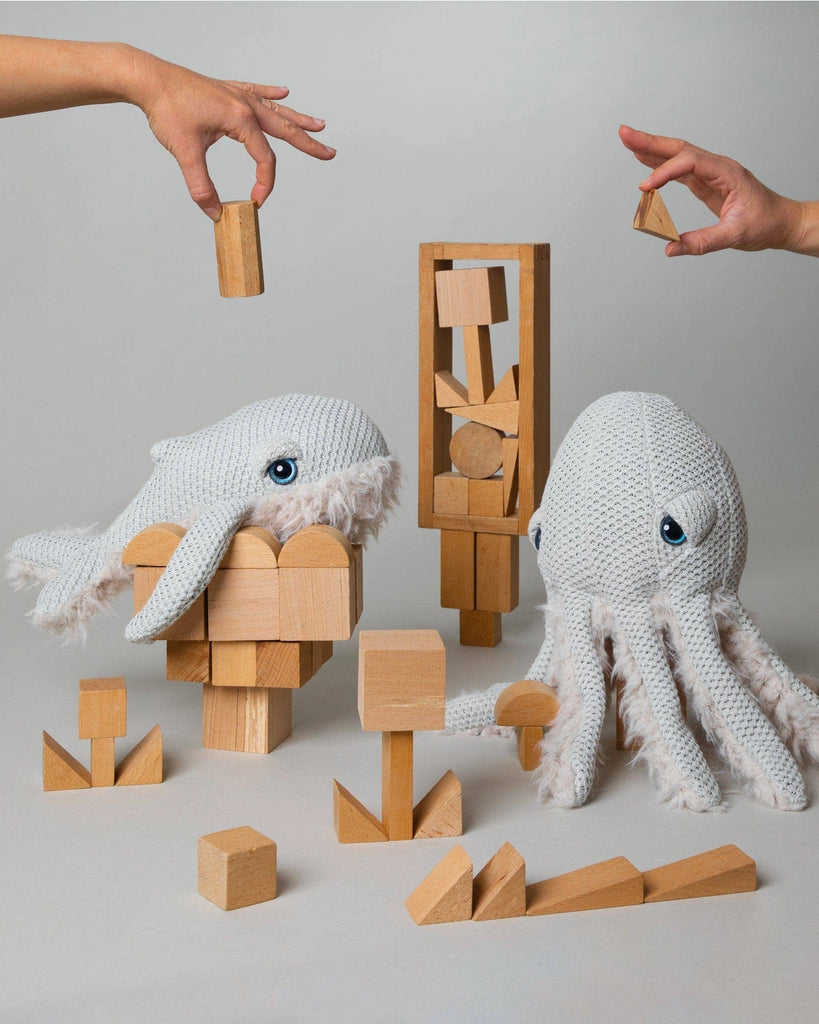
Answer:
[8,530,100,581]
[125,497,252,643]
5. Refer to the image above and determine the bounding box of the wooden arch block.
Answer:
[494,680,559,726]
[435,267,508,327]
[121,523,186,566]
[405,845,473,925]
[218,527,281,568]
[642,845,756,903]
[278,525,354,567]
[632,189,680,242]
[526,857,643,915]
[473,842,526,921]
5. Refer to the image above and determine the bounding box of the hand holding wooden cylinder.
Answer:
[213,200,264,297]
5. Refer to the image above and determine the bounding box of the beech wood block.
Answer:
[434,267,508,327]
[405,845,473,925]
[446,400,520,436]
[79,678,127,739]
[413,770,463,839]
[218,527,281,568]
[382,731,414,841]
[459,609,501,647]
[468,477,505,518]
[473,842,526,921]
[133,567,206,641]
[279,566,356,640]
[121,522,185,566]
[516,726,543,771]
[216,639,330,689]
[198,826,277,910]
[526,857,644,916]
[202,684,291,753]
[333,780,388,843]
[476,533,519,612]
[489,364,519,404]
[502,437,519,515]
[313,639,334,676]
[463,325,495,404]
[632,188,680,242]
[435,370,469,409]
[42,732,91,791]
[116,725,163,786]
[643,845,756,903]
[440,530,475,610]
[449,421,504,479]
[353,545,364,622]
[494,679,559,726]
[207,568,280,641]
[166,640,211,683]
[358,629,446,732]
[214,200,264,298]
[278,524,353,567]
[434,471,470,515]
[90,737,116,788]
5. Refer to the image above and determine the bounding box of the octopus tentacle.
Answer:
[664,592,807,810]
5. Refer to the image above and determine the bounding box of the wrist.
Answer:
[789,200,819,258]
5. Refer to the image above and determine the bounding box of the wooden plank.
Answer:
[494,679,558,726]
[115,725,163,786]
[218,526,280,569]
[358,629,447,732]
[459,609,501,647]
[133,567,207,641]
[198,826,277,910]
[434,471,470,515]
[121,522,186,566]
[489,364,519,403]
[206,568,280,641]
[333,780,388,843]
[450,421,504,480]
[463,325,495,403]
[352,545,364,623]
[517,244,550,536]
[475,533,519,612]
[413,770,462,839]
[405,845,473,925]
[213,200,264,298]
[432,512,519,535]
[473,842,526,921]
[469,477,505,518]
[42,732,91,791]
[434,370,469,408]
[516,726,543,771]
[526,857,643,915]
[643,845,756,903]
[166,640,211,683]
[432,243,521,261]
[447,400,519,436]
[632,189,680,242]
[278,525,353,568]
[279,566,356,641]
[381,731,414,841]
[90,737,116,787]
[78,678,127,739]
[502,437,519,515]
[440,530,475,610]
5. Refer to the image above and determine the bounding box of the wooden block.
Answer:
[432,512,519,535]
[352,544,364,624]
[489,364,519,404]
[382,731,414,840]
[333,780,388,843]
[121,522,185,566]
[279,566,356,641]
[198,826,276,910]
[459,609,501,647]
[434,471,470,515]
[447,400,519,436]
[214,200,264,298]
[435,267,508,327]
[463,324,495,404]
[413,770,463,839]
[526,857,644,916]
[278,525,353,567]
[313,640,333,675]
[441,529,475,610]
[90,737,116,787]
[469,477,505,518]
[78,678,127,739]
[116,725,163,786]
[202,684,292,753]
[42,732,91,791]
[358,630,446,732]
[476,532,519,612]
[502,437,519,515]
[166,640,211,683]
[435,371,468,408]
[642,845,756,903]
[211,640,311,688]
[494,679,559,726]
[405,845,473,925]
[632,188,680,242]
[473,842,526,921]
[449,421,504,479]
[133,567,206,641]
[206,568,279,641]
[516,726,543,771]
[218,527,280,568]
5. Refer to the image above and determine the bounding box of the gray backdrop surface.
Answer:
[1,3,818,1022]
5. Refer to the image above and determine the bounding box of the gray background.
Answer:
[1,2,818,1021]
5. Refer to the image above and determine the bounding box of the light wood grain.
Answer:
[642,845,756,903]
[463,325,495,403]
[42,732,91,791]
[434,370,469,408]
[202,684,291,753]
[526,857,643,915]
[473,842,526,921]
[333,780,388,843]
[489,364,519,403]
[447,400,519,436]
[459,609,501,647]
[198,826,277,910]
[218,526,280,568]
[469,477,506,518]
[405,845,473,925]
[121,522,185,566]
[502,437,519,515]
[632,189,680,242]
[382,731,414,841]
[449,421,504,479]
[278,524,353,568]
[434,267,508,327]
[516,726,543,771]
[78,678,127,739]
[133,567,206,641]
[358,629,446,732]
[476,533,519,612]
[213,200,264,298]
[90,737,116,787]
[440,530,475,610]
[494,679,559,726]
[207,568,279,641]
[116,725,163,786]
[413,770,463,839]
[166,640,211,683]
[434,471,470,515]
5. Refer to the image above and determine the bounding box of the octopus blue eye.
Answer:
[660,515,686,545]
[534,527,542,551]
[268,458,298,485]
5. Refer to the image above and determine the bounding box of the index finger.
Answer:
[619,125,686,160]
[257,106,336,160]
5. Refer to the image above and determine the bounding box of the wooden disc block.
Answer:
[450,422,504,479]
[405,845,473,925]
[214,200,264,298]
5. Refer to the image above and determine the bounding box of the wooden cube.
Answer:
[435,267,508,327]
[434,472,470,515]
[358,630,446,732]
[206,568,280,641]
[202,684,291,753]
[468,476,505,517]
[78,678,127,739]
[198,826,277,910]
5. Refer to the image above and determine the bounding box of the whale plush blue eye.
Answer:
[268,459,298,485]
[660,516,686,545]
[534,527,542,551]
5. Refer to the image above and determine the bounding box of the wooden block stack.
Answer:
[198,826,277,910]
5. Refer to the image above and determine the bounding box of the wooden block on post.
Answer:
[202,684,291,753]
[435,267,508,327]
[468,477,505,518]
[214,200,264,298]
[526,857,644,915]
[642,845,756,903]
[473,842,526,921]
[133,567,206,641]
[632,189,680,242]
[333,780,388,843]
[441,530,475,610]
[463,325,495,404]
[413,770,463,839]
[476,533,519,612]
[166,640,211,683]
[198,826,277,910]
[459,609,501,647]
[434,472,470,515]
[405,845,473,925]
[78,678,127,740]
[206,568,280,641]
[116,725,163,786]
[382,731,414,840]
[43,732,91,791]
[90,737,116,788]
[449,422,504,479]
[494,679,559,726]
[358,630,446,732]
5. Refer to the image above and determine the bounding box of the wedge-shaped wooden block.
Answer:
[435,267,508,327]
[441,529,475,610]
[632,188,680,242]
[218,526,280,568]
[133,567,207,641]
[516,726,543,771]
[526,857,644,916]
[489,364,519,404]
[279,566,356,641]
[459,609,501,647]
[79,678,127,739]
[447,400,519,436]
[90,737,116,787]
[116,725,163,786]
[434,471,470,515]
[198,826,276,910]
[207,568,280,641]
[333,780,388,843]
[214,200,264,298]
[501,437,519,515]
[435,370,469,409]
[473,842,526,921]
[358,630,446,732]
[494,679,559,726]
[202,684,291,753]
[450,421,504,480]
[463,325,495,404]
[413,770,462,839]
[469,477,505,518]
[382,731,414,841]
[121,522,185,566]
[278,525,353,568]
[43,732,91,791]
[643,845,756,903]
[405,845,473,925]
[166,640,211,683]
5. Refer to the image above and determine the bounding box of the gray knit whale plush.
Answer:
[446,391,819,811]
[8,394,399,643]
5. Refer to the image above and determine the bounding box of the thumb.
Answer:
[667,223,735,257]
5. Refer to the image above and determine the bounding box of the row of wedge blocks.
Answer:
[198,825,277,910]
[405,843,756,925]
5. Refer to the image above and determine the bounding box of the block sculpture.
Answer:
[632,189,680,242]
[419,243,550,647]
[213,200,264,297]
[43,678,162,791]
[334,629,462,843]
[123,522,362,755]
[198,826,277,910]
[494,679,559,770]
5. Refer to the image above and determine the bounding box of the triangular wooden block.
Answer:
[488,364,519,404]
[405,845,473,925]
[526,856,643,915]
[43,732,91,791]
[473,842,526,921]
[495,679,559,726]
[632,189,680,242]
[413,770,463,839]
[435,370,469,409]
[333,780,388,843]
[501,438,519,515]
[643,845,756,903]
[446,401,519,435]
[116,725,163,786]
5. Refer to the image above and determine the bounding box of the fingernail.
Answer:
[326,147,337,156]
[639,178,651,189]
[314,118,325,127]
[204,204,222,221]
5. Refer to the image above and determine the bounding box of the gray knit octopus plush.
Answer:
[446,392,819,811]
[8,394,399,643]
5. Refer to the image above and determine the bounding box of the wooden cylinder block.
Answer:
[450,422,504,479]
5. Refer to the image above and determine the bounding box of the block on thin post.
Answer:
[441,530,475,610]
[358,629,446,732]
[218,526,280,569]
[198,826,277,910]
[214,200,264,298]
[79,678,127,739]
[435,267,508,327]
[449,422,504,479]
[473,842,526,921]
[434,472,470,515]
[526,857,644,915]
[476,533,519,612]
[642,845,756,903]
[405,845,473,925]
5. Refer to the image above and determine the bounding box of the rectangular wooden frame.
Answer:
[418,243,550,536]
